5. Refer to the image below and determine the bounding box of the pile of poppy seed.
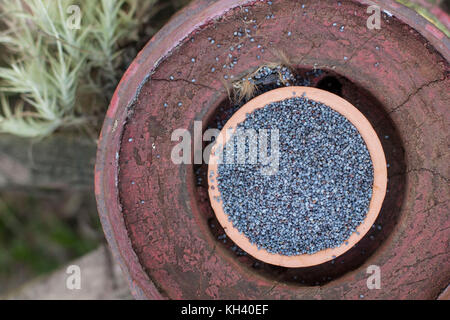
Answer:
[216,97,374,256]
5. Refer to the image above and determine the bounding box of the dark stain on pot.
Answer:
[147,116,166,138]
[133,147,144,166]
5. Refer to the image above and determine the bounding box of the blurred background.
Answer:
[0,0,447,299]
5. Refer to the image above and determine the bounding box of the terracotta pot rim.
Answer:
[207,86,388,268]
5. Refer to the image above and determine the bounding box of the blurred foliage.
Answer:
[0,0,189,138]
[0,191,101,292]
[396,0,450,37]
[0,0,139,137]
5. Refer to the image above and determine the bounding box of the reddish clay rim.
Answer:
[207,87,388,268]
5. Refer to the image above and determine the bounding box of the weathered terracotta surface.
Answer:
[95,0,449,299]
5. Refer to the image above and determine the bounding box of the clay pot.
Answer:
[95,0,448,299]
[207,86,387,268]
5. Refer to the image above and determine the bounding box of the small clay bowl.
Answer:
[207,86,387,268]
